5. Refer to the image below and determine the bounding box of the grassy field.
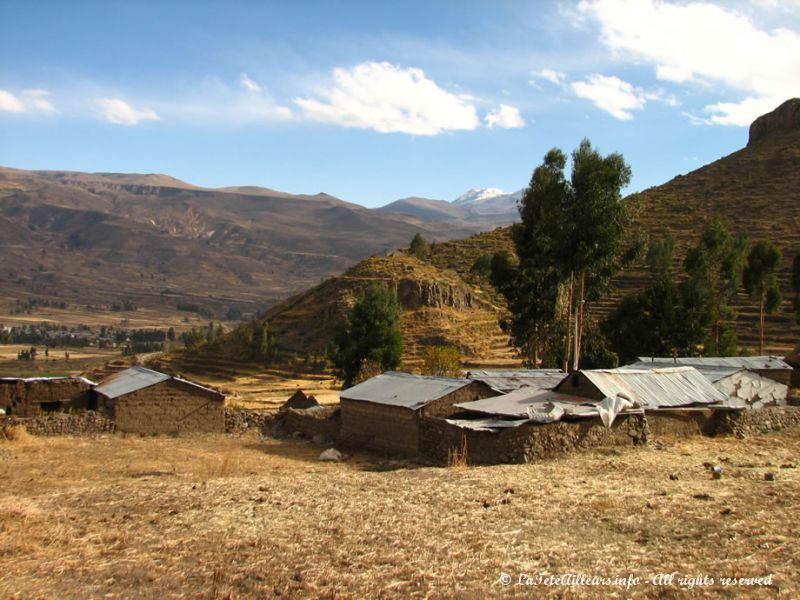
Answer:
[1,429,798,599]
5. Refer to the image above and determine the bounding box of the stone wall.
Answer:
[646,409,718,437]
[1,411,115,436]
[283,406,341,440]
[109,379,224,434]
[713,405,800,439]
[419,414,649,465]
[224,408,275,434]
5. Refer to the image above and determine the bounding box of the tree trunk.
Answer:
[564,272,574,372]
[759,294,765,356]
[576,271,586,369]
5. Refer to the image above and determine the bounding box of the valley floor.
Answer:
[1,429,798,599]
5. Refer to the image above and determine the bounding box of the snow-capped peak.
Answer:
[452,187,508,206]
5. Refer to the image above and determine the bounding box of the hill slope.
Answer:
[0,167,480,318]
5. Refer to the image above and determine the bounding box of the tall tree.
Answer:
[491,148,568,367]
[684,218,748,355]
[565,139,641,368]
[331,284,403,388]
[743,241,782,354]
[499,141,640,370]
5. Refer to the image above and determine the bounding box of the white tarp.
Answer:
[599,395,635,428]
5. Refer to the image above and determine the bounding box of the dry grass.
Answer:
[1,430,799,599]
[0,424,32,443]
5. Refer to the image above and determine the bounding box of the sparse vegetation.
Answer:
[420,345,462,377]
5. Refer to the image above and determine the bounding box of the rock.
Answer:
[312,433,330,446]
[748,98,800,147]
[319,448,343,462]
[764,472,776,481]
[669,472,680,481]
[712,465,724,480]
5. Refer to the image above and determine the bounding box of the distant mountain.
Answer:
[376,197,467,222]
[377,187,523,226]
[453,188,523,216]
[0,167,481,318]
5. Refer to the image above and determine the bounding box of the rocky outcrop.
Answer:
[396,278,476,310]
[748,98,800,147]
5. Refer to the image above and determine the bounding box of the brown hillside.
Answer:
[174,255,520,376]
[595,98,800,353]
[0,167,481,318]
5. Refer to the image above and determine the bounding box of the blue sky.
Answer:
[1,0,798,207]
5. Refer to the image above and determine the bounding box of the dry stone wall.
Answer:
[1,411,115,436]
[419,414,649,465]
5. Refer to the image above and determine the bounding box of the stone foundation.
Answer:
[419,414,649,465]
[714,405,800,438]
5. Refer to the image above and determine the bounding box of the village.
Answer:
[2,354,798,465]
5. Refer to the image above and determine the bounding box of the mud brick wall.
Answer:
[419,414,649,465]
[224,408,276,434]
[646,409,718,437]
[420,382,499,418]
[339,400,418,455]
[1,411,115,436]
[0,379,93,417]
[109,379,224,434]
[713,405,800,439]
[284,406,341,440]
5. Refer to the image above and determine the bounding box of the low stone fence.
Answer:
[224,407,276,434]
[714,405,800,438]
[283,406,341,440]
[419,414,649,465]
[1,411,115,437]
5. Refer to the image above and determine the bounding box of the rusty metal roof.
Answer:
[340,371,473,410]
[572,367,727,409]
[466,369,566,393]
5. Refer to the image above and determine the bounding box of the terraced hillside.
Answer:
[169,254,520,385]
[593,99,800,353]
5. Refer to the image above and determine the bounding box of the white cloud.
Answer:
[0,88,57,113]
[294,61,480,135]
[239,73,261,93]
[571,74,647,120]
[485,104,525,128]
[0,90,26,112]
[93,98,159,125]
[536,68,567,85]
[578,0,800,125]
[23,89,56,112]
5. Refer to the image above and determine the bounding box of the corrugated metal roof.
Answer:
[455,387,594,419]
[566,367,727,409]
[621,362,741,383]
[633,356,791,370]
[466,369,566,393]
[340,371,473,410]
[94,366,172,399]
[0,376,96,385]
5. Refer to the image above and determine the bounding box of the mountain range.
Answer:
[0,167,517,318]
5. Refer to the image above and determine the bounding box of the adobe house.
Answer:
[93,366,225,434]
[0,376,95,417]
[339,371,497,456]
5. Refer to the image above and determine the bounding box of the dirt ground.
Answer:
[1,429,798,599]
